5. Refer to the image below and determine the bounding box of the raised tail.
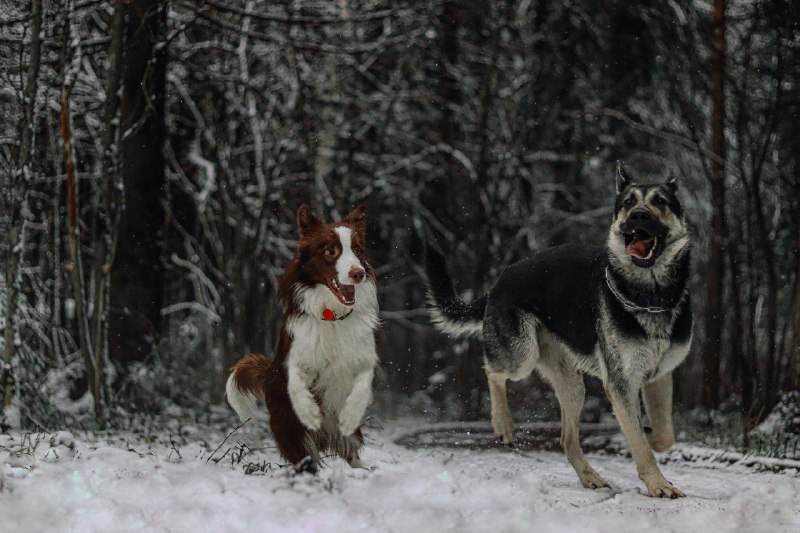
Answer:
[226,354,270,421]
[424,243,487,337]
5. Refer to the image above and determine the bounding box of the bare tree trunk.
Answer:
[435,0,480,420]
[110,0,168,365]
[60,0,104,424]
[750,52,784,413]
[728,220,753,443]
[751,180,779,412]
[3,0,43,412]
[788,230,800,391]
[703,0,726,410]
[743,199,762,423]
[437,1,460,148]
[90,0,127,413]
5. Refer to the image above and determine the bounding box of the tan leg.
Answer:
[606,385,684,498]
[545,366,608,489]
[643,373,675,452]
[486,369,515,444]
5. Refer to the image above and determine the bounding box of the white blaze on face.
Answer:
[334,226,363,285]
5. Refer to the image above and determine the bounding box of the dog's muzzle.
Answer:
[620,210,669,268]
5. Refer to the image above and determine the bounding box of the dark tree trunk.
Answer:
[109,0,168,364]
[437,1,460,148]
[433,1,486,420]
[703,0,726,410]
[60,0,103,423]
[789,229,800,392]
[728,220,754,428]
[749,56,783,414]
[86,0,126,417]
[752,171,779,413]
[3,0,43,411]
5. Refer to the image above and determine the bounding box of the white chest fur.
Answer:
[599,301,692,386]
[287,281,379,416]
[633,307,692,381]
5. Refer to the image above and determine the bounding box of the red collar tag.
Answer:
[321,308,353,321]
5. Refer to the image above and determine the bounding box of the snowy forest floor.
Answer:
[1,408,799,532]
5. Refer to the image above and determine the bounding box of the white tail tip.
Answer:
[225,372,263,421]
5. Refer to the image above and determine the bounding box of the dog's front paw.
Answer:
[579,468,610,490]
[295,402,322,431]
[643,475,685,499]
[338,408,362,436]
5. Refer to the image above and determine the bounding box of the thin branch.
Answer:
[202,0,396,25]
[207,418,251,463]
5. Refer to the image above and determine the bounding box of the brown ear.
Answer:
[342,205,367,235]
[297,204,322,237]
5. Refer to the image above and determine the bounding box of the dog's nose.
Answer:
[629,208,653,221]
[349,267,365,283]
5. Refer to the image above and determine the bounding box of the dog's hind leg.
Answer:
[267,395,320,474]
[486,369,514,444]
[542,363,609,489]
[333,427,368,469]
[643,372,675,452]
[483,308,541,445]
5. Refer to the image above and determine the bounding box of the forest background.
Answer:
[1,1,798,448]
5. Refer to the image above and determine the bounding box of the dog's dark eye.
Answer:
[325,247,337,257]
[352,245,362,254]
[623,197,635,208]
[652,196,666,207]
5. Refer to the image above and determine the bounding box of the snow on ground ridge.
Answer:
[0,416,799,532]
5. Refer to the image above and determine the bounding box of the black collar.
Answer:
[604,266,670,314]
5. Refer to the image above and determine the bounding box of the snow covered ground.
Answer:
[1,413,799,532]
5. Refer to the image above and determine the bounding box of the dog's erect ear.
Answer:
[342,205,367,235]
[297,204,322,237]
[615,160,633,194]
[665,170,679,192]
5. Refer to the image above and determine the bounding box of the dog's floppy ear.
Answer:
[297,204,322,238]
[342,205,367,235]
[615,160,633,194]
[665,170,679,192]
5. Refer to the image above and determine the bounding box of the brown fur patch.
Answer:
[230,354,271,400]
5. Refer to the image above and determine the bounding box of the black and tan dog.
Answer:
[426,162,692,498]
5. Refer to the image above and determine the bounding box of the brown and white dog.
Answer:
[226,205,379,473]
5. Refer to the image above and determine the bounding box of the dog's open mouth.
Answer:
[326,278,356,306]
[623,229,663,267]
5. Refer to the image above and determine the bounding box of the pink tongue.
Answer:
[625,239,648,257]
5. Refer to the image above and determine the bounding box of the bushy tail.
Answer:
[424,243,487,337]
[226,354,270,421]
